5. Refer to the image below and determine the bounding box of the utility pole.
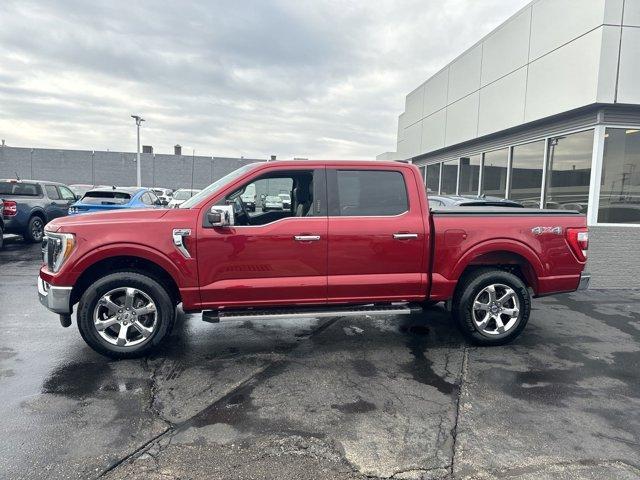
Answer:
[131,115,145,187]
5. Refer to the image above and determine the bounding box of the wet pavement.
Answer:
[0,237,639,479]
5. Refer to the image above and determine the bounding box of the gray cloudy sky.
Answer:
[0,0,530,159]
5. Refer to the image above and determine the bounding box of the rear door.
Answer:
[327,166,429,303]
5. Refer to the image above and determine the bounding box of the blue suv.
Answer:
[68,187,161,215]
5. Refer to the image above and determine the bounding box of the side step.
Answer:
[202,303,422,323]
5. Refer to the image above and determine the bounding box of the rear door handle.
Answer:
[294,235,321,242]
[393,233,418,240]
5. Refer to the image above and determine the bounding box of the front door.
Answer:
[327,167,429,303]
[197,167,328,309]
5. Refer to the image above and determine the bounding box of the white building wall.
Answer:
[388,0,634,161]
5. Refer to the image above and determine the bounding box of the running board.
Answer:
[202,303,422,323]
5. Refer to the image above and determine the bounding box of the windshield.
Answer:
[81,191,131,205]
[180,164,258,208]
[173,190,197,200]
[278,194,291,201]
[266,196,282,203]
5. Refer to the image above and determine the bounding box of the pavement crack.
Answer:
[94,316,342,478]
[449,345,469,478]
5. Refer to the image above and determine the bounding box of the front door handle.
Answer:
[393,233,418,240]
[294,235,321,242]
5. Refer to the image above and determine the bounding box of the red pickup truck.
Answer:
[38,160,589,358]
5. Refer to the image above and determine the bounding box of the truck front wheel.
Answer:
[452,269,531,346]
[77,271,175,359]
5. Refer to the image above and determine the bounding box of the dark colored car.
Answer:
[0,179,77,243]
[428,194,524,208]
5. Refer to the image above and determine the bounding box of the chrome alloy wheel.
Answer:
[93,287,157,347]
[472,283,520,336]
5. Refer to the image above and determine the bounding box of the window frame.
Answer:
[327,168,410,218]
[218,168,327,227]
[58,185,76,201]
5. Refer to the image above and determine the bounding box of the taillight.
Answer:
[3,200,17,216]
[566,227,588,262]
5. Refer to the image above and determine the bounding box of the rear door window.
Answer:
[332,170,408,216]
[45,185,60,200]
[81,191,131,205]
[0,182,41,196]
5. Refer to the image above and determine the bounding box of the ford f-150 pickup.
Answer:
[38,160,590,358]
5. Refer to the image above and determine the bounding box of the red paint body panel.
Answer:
[40,160,588,312]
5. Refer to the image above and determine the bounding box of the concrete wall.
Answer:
[394,0,630,160]
[0,146,263,189]
[588,225,640,289]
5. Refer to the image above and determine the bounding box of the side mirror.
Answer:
[206,205,234,227]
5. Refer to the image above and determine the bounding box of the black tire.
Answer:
[25,215,45,243]
[0,224,4,249]
[77,271,175,359]
[452,268,531,346]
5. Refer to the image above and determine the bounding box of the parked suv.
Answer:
[1,179,76,242]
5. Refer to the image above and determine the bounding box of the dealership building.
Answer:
[379,0,640,288]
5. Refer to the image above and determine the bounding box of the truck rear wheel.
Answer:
[452,268,530,346]
[77,271,175,359]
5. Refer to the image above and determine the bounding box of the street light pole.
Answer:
[131,115,145,187]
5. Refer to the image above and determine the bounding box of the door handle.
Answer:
[294,235,321,242]
[393,233,418,240]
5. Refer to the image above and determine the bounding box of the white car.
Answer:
[168,188,200,208]
[151,188,173,206]
[261,195,283,212]
[278,193,291,210]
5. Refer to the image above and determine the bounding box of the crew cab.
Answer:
[38,161,589,358]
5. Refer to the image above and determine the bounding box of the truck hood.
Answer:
[46,208,170,232]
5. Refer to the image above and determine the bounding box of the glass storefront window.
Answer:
[458,155,481,196]
[425,163,441,194]
[510,140,545,208]
[482,148,508,198]
[441,160,458,195]
[545,130,593,212]
[598,128,640,224]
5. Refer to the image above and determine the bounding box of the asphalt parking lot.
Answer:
[0,237,639,480]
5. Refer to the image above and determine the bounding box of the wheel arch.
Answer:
[70,249,182,307]
[452,240,544,294]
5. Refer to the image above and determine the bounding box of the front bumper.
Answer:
[38,276,72,314]
[577,273,591,291]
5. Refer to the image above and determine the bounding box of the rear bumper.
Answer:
[3,217,26,233]
[38,275,72,314]
[577,273,591,291]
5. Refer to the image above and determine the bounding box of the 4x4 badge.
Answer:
[531,226,562,235]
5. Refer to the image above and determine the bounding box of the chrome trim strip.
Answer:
[294,235,321,241]
[393,233,418,240]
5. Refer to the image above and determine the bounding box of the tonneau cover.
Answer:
[431,207,582,215]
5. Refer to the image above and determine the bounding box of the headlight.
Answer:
[43,232,76,273]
